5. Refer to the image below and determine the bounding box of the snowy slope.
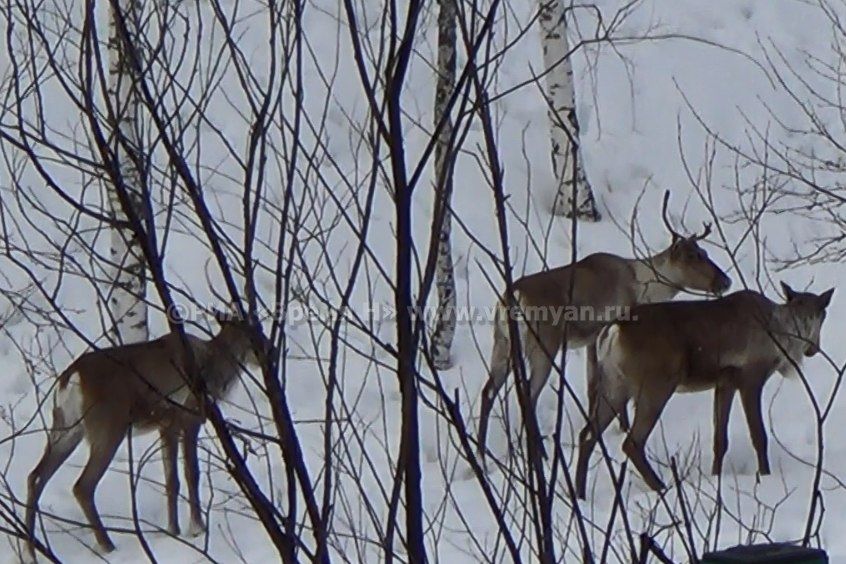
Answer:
[2,0,846,562]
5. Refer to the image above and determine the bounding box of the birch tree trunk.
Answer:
[430,0,457,369]
[539,0,600,220]
[107,0,149,343]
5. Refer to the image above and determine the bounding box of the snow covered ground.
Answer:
[2,0,846,561]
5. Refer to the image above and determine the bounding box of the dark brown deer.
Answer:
[575,284,833,498]
[477,195,732,464]
[25,311,266,558]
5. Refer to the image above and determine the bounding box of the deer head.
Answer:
[779,282,834,357]
[660,191,732,296]
[211,307,270,368]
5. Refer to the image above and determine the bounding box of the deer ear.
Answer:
[819,288,835,308]
[781,282,798,301]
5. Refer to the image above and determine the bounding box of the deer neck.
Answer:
[632,250,682,304]
[770,305,811,371]
[201,341,245,398]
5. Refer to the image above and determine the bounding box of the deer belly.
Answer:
[678,348,754,393]
[676,365,726,393]
[676,380,716,393]
[131,386,194,431]
[131,419,162,435]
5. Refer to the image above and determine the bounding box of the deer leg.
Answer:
[73,425,126,553]
[576,383,626,499]
[526,330,558,459]
[712,383,736,476]
[588,343,629,432]
[622,385,673,492]
[182,422,206,537]
[160,428,180,536]
[527,340,556,406]
[477,323,512,465]
[740,382,770,476]
[26,410,84,559]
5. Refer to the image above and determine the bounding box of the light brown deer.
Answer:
[477,195,732,464]
[575,284,833,499]
[25,311,266,558]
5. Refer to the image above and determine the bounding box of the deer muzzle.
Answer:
[712,272,732,296]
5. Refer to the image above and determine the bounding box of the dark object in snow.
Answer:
[701,542,828,563]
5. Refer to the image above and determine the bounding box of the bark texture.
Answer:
[107,0,149,343]
[431,0,458,369]
[539,0,599,220]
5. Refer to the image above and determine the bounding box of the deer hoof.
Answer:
[95,540,116,555]
[187,519,206,538]
[168,523,181,536]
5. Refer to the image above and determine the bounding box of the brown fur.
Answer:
[477,236,732,465]
[575,284,833,498]
[26,315,263,558]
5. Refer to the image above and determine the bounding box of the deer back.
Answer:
[511,253,640,344]
[601,291,778,390]
[601,289,831,392]
[62,333,209,431]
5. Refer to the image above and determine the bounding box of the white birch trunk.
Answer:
[430,0,457,369]
[539,0,600,220]
[107,0,149,343]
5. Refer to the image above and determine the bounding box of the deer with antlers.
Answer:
[25,310,267,559]
[575,283,833,498]
[477,193,732,465]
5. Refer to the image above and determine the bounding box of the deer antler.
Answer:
[695,222,713,241]
[661,190,682,241]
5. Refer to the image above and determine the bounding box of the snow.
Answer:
[2,0,846,561]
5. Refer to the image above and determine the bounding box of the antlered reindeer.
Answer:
[25,311,266,559]
[477,193,732,463]
[575,284,833,498]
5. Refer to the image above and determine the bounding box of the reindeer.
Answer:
[477,194,732,464]
[25,311,267,559]
[575,283,833,499]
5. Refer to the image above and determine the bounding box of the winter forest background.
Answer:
[2,0,846,562]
